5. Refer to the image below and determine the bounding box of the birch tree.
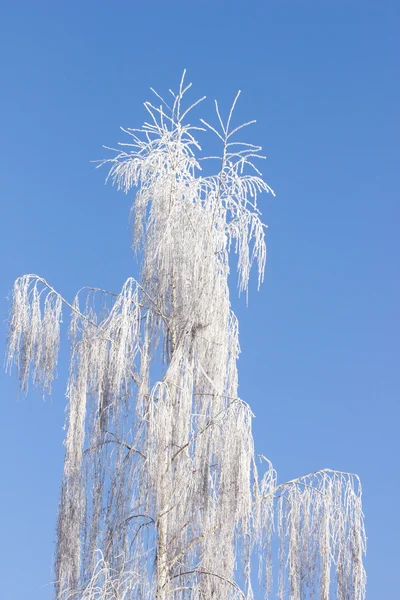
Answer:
[6,74,366,600]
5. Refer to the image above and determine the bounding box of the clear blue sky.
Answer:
[0,2,398,598]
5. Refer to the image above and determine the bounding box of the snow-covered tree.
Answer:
[6,74,366,600]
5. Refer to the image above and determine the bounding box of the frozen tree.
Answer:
[6,74,366,600]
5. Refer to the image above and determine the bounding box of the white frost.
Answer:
[6,74,366,600]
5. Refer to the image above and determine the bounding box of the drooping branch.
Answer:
[273,469,366,600]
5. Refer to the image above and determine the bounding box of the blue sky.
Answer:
[0,1,398,598]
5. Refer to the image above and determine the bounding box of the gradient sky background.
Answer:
[0,2,399,598]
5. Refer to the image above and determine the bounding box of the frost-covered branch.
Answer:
[272,469,366,600]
